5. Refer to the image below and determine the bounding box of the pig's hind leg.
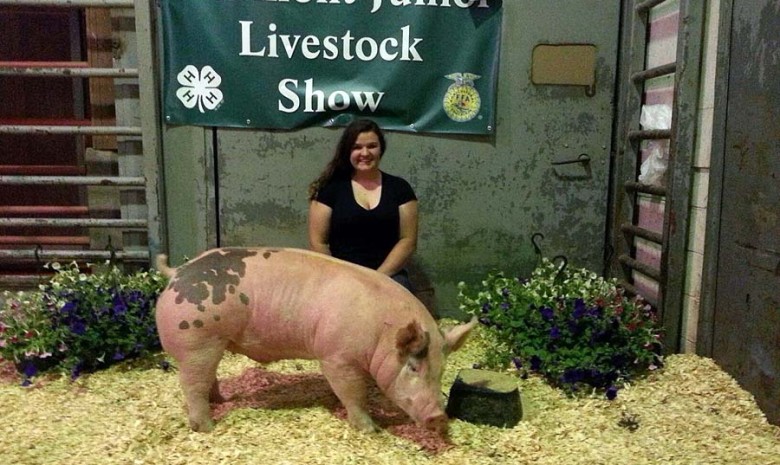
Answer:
[321,360,378,432]
[176,341,228,432]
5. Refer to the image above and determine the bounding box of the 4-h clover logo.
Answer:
[175,65,223,113]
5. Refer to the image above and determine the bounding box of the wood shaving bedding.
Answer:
[1,329,778,465]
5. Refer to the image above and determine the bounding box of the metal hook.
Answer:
[531,232,544,262]
[34,244,43,267]
[552,254,568,282]
[105,236,117,265]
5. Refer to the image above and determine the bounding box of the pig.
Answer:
[154,247,476,434]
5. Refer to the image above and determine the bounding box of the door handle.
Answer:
[551,153,591,166]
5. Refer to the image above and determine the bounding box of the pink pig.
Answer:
[154,247,476,434]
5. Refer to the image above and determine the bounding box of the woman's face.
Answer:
[349,131,383,174]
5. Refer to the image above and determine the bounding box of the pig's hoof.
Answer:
[348,414,379,433]
[189,417,215,433]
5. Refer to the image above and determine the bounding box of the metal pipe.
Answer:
[0,235,91,245]
[0,125,142,135]
[0,67,139,78]
[0,249,149,261]
[0,0,134,7]
[0,175,145,186]
[0,206,90,215]
[618,254,661,282]
[0,165,86,175]
[617,279,659,309]
[0,218,147,228]
[631,62,677,83]
[624,180,667,197]
[628,129,671,141]
[635,0,669,14]
[620,223,663,244]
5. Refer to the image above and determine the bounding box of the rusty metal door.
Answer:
[701,0,780,425]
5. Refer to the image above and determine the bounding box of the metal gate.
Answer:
[609,0,705,352]
[0,0,163,288]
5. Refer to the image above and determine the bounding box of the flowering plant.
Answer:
[0,261,167,384]
[458,258,663,399]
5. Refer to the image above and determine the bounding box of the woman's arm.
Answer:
[377,200,418,276]
[308,200,333,255]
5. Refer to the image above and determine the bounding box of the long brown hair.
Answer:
[308,119,386,200]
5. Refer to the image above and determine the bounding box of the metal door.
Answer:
[701,0,780,425]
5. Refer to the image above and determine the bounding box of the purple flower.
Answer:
[500,302,511,311]
[481,303,491,314]
[549,326,561,339]
[60,300,78,316]
[587,306,603,318]
[69,320,87,336]
[512,357,523,370]
[501,287,510,297]
[20,378,32,387]
[112,293,128,316]
[562,368,584,384]
[112,351,125,361]
[530,355,542,371]
[126,290,144,303]
[572,299,587,319]
[606,385,619,400]
[540,306,554,321]
[22,361,38,378]
[70,362,83,380]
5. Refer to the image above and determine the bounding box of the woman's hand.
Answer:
[377,200,418,276]
[308,200,333,255]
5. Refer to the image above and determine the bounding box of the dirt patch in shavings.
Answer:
[213,366,453,454]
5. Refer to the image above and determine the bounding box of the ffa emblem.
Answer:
[443,73,481,122]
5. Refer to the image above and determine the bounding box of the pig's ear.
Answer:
[443,316,478,354]
[396,321,430,360]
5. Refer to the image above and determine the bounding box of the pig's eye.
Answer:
[407,362,419,373]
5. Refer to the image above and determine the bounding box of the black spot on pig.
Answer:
[169,249,258,310]
[179,321,190,330]
[262,249,281,259]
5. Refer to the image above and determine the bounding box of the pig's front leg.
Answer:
[321,360,378,432]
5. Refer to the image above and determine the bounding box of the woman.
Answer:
[308,119,418,290]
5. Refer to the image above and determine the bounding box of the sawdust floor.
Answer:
[1,327,779,465]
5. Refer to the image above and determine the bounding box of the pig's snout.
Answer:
[423,413,449,435]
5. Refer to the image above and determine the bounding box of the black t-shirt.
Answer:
[315,172,417,270]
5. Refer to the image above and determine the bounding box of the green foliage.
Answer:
[458,258,663,399]
[0,262,168,384]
